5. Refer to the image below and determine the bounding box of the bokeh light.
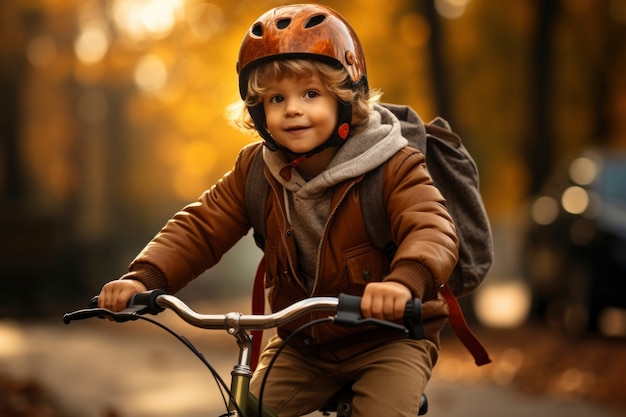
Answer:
[74,23,110,64]
[185,1,225,40]
[599,307,626,337]
[110,0,184,42]
[531,195,560,225]
[0,321,25,357]
[561,186,589,215]
[435,0,471,19]
[474,281,532,329]
[569,156,597,186]
[134,54,168,92]
[27,35,57,67]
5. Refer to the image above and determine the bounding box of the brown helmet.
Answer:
[236,4,368,100]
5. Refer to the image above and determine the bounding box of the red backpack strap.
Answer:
[440,283,492,366]
[250,256,266,371]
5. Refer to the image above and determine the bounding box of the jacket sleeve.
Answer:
[382,147,460,300]
[124,144,261,293]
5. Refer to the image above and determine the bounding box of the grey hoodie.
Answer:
[263,104,408,291]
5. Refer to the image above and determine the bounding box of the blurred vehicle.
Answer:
[522,149,626,336]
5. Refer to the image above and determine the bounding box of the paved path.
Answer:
[0,300,623,417]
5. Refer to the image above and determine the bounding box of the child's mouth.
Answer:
[286,126,309,134]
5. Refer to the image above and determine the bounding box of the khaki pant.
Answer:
[250,335,438,417]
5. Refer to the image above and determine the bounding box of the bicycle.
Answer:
[63,290,429,417]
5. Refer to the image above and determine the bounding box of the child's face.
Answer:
[262,73,339,155]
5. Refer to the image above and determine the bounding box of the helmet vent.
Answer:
[251,23,263,37]
[304,14,326,28]
[276,18,291,29]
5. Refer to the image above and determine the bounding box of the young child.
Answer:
[98,4,459,416]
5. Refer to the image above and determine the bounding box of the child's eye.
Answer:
[269,95,284,104]
[305,90,319,99]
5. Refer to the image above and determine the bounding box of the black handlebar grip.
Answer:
[87,290,166,313]
[403,298,425,340]
[336,294,363,325]
[336,293,424,338]
[129,290,167,314]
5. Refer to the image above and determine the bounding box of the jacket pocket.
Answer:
[345,243,390,287]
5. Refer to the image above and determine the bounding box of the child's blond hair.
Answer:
[228,59,382,137]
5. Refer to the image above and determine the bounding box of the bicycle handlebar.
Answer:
[63,290,425,339]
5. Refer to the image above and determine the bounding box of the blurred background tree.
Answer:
[1,0,625,316]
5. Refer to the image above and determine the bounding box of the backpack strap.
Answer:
[440,284,492,366]
[245,144,269,250]
[358,164,397,259]
[245,144,270,370]
[359,103,427,256]
[250,256,266,370]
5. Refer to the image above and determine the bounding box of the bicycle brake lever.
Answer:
[347,317,409,334]
[62,307,143,324]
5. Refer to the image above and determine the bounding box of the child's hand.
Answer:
[98,279,147,312]
[361,281,412,322]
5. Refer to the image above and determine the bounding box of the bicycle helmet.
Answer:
[236,4,369,162]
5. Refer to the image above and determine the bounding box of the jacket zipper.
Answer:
[267,175,308,295]
[307,179,358,346]
[311,179,358,295]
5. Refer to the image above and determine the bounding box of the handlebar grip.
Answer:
[63,289,167,324]
[336,293,424,339]
[129,290,167,314]
[336,294,363,324]
[87,290,166,313]
[403,298,425,340]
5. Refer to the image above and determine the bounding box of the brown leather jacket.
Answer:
[127,141,459,362]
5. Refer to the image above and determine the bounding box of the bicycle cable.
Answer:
[130,313,244,417]
[257,317,333,417]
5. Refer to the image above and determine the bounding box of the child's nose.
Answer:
[285,99,303,117]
